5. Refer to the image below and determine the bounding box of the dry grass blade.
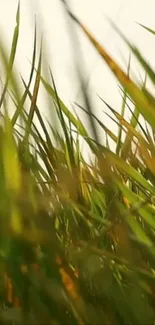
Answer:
[65,8,155,129]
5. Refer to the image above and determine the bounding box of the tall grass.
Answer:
[0,2,155,324]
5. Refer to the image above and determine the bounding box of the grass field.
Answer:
[0,2,155,324]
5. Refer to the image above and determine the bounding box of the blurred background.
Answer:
[0,0,155,133]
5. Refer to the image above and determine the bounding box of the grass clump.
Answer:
[0,2,155,324]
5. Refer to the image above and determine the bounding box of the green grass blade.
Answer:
[137,23,155,36]
[23,44,42,144]
[75,102,118,144]
[99,148,155,195]
[0,2,20,109]
[12,22,37,126]
[116,54,131,155]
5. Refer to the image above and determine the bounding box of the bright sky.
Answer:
[0,0,155,145]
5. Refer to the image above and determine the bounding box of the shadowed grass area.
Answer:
[0,2,155,324]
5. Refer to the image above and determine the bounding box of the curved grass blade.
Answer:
[118,201,153,248]
[12,22,37,126]
[121,89,150,141]
[137,23,155,36]
[116,178,155,230]
[40,74,98,154]
[23,44,42,144]
[116,54,131,155]
[0,2,20,109]
[99,147,155,195]
[99,97,151,153]
[75,102,118,144]
[49,70,75,169]
[40,75,88,138]
[67,12,155,129]
[108,19,155,87]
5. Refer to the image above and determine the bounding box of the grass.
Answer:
[0,2,155,324]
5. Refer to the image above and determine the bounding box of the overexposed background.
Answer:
[0,0,155,144]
